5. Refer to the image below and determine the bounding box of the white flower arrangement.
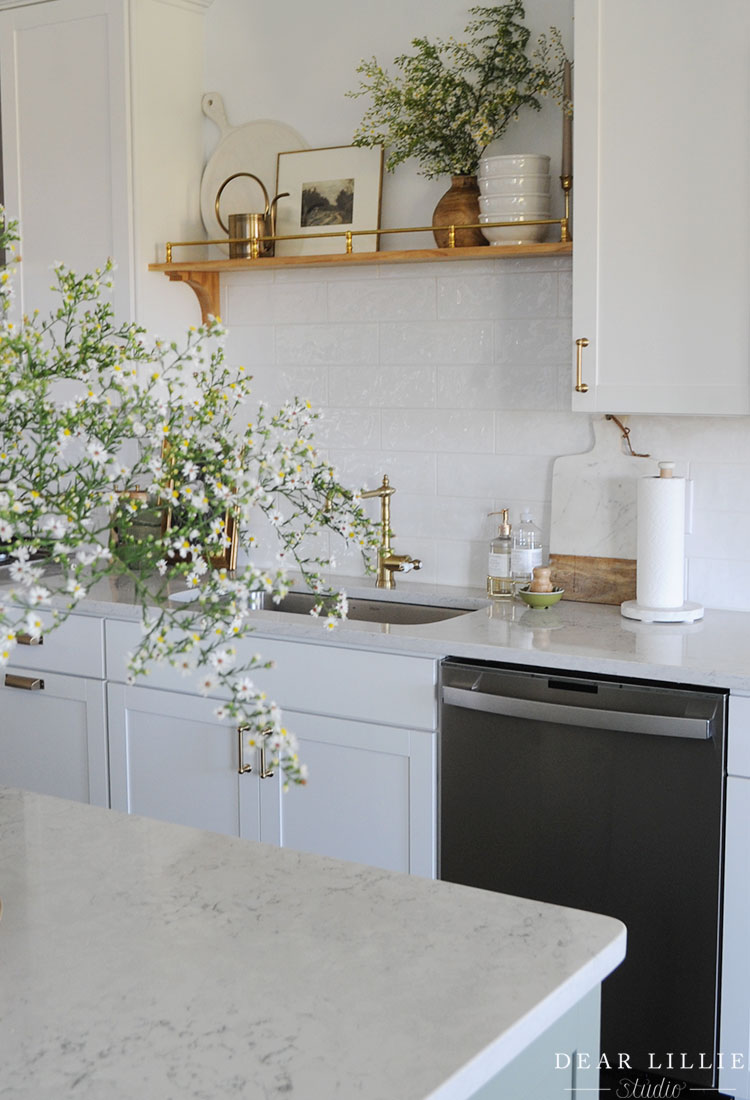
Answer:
[0,211,379,788]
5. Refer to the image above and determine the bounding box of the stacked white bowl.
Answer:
[477,154,551,245]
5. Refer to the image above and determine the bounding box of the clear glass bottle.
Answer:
[487,509,513,600]
[511,509,543,594]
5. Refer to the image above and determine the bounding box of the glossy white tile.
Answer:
[329,363,436,408]
[437,272,558,321]
[380,321,493,365]
[275,323,378,365]
[382,409,494,453]
[328,277,436,323]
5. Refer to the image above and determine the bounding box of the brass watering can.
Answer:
[214,172,289,258]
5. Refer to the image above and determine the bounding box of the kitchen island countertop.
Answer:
[0,787,625,1100]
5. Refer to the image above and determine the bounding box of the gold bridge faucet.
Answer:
[360,474,422,589]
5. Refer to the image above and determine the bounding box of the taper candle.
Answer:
[561,60,572,178]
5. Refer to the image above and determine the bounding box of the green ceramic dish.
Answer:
[517,585,564,609]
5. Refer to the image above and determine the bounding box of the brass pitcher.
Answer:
[214,171,289,258]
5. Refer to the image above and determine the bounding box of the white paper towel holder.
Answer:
[620,599,704,623]
[621,460,704,623]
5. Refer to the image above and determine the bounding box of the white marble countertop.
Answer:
[40,570,750,693]
[0,788,625,1100]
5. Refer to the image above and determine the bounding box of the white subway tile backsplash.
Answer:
[226,280,328,325]
[437,362,564,411]
[438,273,558,321]
[493,411,593,456]
[221,255,746,610]
[382,409,494,453]
[329,363,436,408]
[328,450,437,496]
[275,323,378,365]
[438,452,552,505]
[241,363,328,410]
[313,408,382,450]
[436,539,489,589]
[686,510,750,560]
[690,462,750,512]
[327,277,436,323]
[495,318,572,365]
[380,321,493,365]
[224,325,275,367]
[687,557,750,612]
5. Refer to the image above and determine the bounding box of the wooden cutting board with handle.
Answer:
[549,416,656,604]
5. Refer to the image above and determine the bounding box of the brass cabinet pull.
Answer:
[17,632,42,646]
[237,723,252,775]
[4,674,44,691]
[259,731,274,780]
[575,337,590,393]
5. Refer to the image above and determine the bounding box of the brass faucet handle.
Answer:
[361,474,395,500]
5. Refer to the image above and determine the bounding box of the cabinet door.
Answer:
[0,667,108,806]
[107,683,261,839]
[263,709,436,877]
[0,0,132,322]
[720,777,750,1100]
[572,0,750,414]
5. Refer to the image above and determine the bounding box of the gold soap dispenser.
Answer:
[487,509,513,600]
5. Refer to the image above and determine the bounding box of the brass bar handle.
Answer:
[237,723,252,775]
[259,733,274,780]
[17,632,42,646]
[575,337,590,393]
[4,674,44,691]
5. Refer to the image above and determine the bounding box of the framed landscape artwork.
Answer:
[274,145,383,257]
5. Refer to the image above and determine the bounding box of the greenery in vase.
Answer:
[348,1,568,179]
[0,211,380,788]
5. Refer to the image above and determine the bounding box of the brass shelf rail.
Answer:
[149,211,573,322]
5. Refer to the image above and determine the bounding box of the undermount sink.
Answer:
[169,587,473,625]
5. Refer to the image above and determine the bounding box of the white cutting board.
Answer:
[200,93,308,255]
[550,417,657,558]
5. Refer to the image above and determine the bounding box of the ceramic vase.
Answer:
[431,175,487,248]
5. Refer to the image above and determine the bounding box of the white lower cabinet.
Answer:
[107,683,260,838]
[277,708,435,876]
[0,612,108,806]
[105,623,439,876]
[720,696,750,1100]
[0,666,108,806]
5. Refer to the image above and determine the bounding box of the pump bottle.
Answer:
[487,509,513,599]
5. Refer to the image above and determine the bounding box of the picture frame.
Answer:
[274,145,384,257]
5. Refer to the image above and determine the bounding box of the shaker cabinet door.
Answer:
[572,0,750,413]
[0,668,108,806]
[272,709,436,877]
[107,683,261,840]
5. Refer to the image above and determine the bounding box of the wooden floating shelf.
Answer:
[149,242,573,321]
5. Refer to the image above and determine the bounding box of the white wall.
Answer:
[201,0,750,612]
[204,0,574,239]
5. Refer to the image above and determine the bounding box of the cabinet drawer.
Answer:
[7,611,104,678]
[105,618,438,730]
[729,695,750,778]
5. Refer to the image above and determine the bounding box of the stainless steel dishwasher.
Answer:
[439,658,727,1091]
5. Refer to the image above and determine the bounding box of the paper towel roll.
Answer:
[636,474,686,608]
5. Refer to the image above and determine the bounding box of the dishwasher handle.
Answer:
[442,685,714,740]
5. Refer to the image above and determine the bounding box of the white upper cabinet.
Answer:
[0,0,208,337]
[572,0,750,414]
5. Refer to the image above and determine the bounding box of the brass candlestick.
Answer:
[560,175,572,242]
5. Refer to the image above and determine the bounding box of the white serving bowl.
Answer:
[479,193,550,215]
[479,213,548,245]
[478,153,550,177]
[478,173,551,196]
